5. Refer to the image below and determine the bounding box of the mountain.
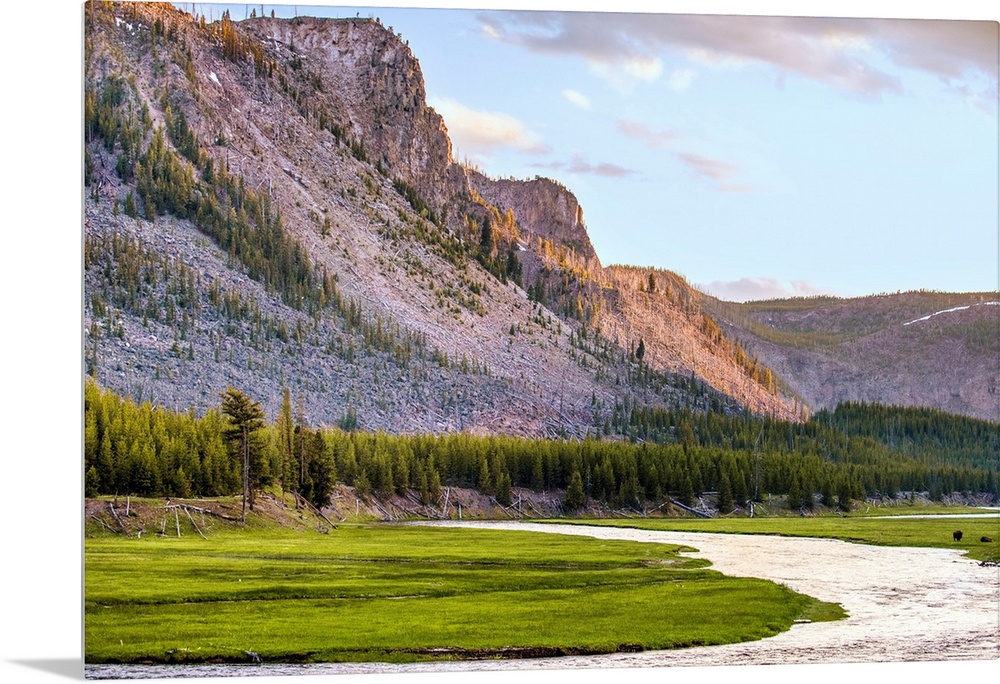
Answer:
[84,3,851,436]
[703,291,999,422]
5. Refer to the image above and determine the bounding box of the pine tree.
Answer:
[220,387,265,522]
[717,470,733,514]
[495,471,512,506]
[85,466,101,498]
[477,456,492,495]
[564,470,585,511]
[277,387,294,497]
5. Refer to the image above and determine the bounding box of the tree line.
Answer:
[813,401,999,471]
[84,380,998,514]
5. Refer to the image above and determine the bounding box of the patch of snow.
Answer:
[209,72,221,86]
[903,305,971,326]
[902,301,1000,326]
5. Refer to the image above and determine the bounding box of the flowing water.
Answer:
[86,520,1000,679]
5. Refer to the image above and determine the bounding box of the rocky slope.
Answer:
[83,3,801,432]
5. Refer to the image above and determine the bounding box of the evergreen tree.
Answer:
[837,476,853,511]
[564,470,585,511]
[477,455,492,495]
[717,470,733,514]
[85,466,101,498]
[220,387,265,522]
[427,465,443,504]
[821,476,836,508]
[495,471,512,506]
[277,387,294,497]
[306,431,335,508]
[678,473,695,507]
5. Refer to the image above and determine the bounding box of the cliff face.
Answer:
[469,174,599,270]
[244,16,599,270]
[244,17,467,211]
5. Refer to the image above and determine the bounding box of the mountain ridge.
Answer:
[702,290,1000,422]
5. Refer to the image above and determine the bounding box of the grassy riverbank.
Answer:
[569,512,1000,562]
[84,521,842,665]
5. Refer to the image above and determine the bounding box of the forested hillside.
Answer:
[813,402,999,472]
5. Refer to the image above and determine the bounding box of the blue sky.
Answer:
[184,2,997,300]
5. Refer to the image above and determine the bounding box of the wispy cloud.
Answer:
[699,277,836,302]
[616,119,678,148]
[623,56,663,82]
[617,120,754,192]
[534,154,637,178]
[588,59,663,94]
[676,152,739,182]
[561,89,591,110]
[429,97,550,158]
[667,67,697,91]
[478,12,998,102]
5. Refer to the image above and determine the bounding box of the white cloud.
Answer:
[429,97,550,158]
[587,62,638,94]
[624,56,663,81]
[667,67,697,90]
[699,277,836,302]
[616,119,678,148]
[675,151,754,192]
[479,12,997,101]
[561,89,591,110]
[586,56,663,93]
[534,154,637,178]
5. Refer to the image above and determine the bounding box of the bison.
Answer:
[953,530,963,542]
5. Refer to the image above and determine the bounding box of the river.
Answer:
[85,520,999,679]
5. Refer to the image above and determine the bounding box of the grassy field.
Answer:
[84,522,843,664]
[567,511,1000,562]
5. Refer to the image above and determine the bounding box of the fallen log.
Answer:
[292,492,339,530]
[183,506,208,540]
[668,498,713,519]
[89,514,118,534]
[107,502,129,535]
[163,504,241,522]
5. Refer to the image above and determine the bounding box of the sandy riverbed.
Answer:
[84,521,999,679]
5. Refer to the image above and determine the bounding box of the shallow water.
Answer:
[86,521,999,679]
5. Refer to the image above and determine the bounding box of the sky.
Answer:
[180,0,999,302]
[1,5,997,681]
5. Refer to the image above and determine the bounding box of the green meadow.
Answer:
[84,522,843,664]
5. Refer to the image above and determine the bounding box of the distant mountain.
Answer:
[702,291,999,422]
